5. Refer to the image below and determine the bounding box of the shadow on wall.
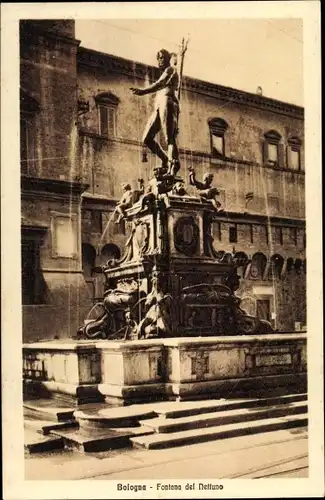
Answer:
[23,272,93,342]
[23,304,91,342]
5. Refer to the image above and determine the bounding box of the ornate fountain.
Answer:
[23,44,306,406]
[77,166,273,342]
[77,42,273,342]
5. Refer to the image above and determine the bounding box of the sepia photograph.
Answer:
[1,2,323,499]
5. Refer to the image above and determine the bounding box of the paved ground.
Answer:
[25,426,308,480]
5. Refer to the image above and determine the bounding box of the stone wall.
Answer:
[21,21,92,342]
[20,21,80,181]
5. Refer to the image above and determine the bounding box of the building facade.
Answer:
[20,21,91,341]
[21,20,306,341]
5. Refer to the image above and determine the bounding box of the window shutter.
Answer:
[211,134,224,158]
[107,107,116,136]
[286,145,291,168]
[278,143,284,168]
[99,106,108,136]
[262,140,268,165]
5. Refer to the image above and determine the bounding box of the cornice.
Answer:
[82,192,118,209]
[21,176,89,197]
[77,47,304,120]
[214,211,306,228]
[21,223,48,233]
[20,21,81,47]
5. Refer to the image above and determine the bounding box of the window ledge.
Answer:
[79,129,112,141]
[262,163,305,174]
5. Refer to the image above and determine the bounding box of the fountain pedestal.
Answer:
[23,333,307,405]
[23,191,307,405]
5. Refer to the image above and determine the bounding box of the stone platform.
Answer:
[24,392,308,454]
[23,333,307,405]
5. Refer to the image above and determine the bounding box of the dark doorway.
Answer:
[21,238,45,305]
[256,299,271,322]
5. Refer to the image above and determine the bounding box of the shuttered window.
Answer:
[262,130,284,168]
[95,91,119,138]
[98,105,117,137]
[21,113,37,174]
[211,134,224,158]
[287,137,302,170]
[208,118,228,160]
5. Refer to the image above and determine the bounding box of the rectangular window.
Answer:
[275,226,283,245]
[289,227,297,245]
[211,134,224,158]
[98,105,116,137]
[289,149,300,170]
[20,116,36,175]
[229,226,237,243]
[102,211,123,235]
[249,224,253,243]
[91,210,103,234]
[267,143,278,163]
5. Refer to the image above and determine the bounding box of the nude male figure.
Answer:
[131,50,180,176]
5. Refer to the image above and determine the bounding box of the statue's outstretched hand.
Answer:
[130,87,145,96]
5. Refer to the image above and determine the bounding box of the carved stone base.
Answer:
[23,333,306,405]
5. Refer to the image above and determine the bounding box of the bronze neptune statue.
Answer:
[131,50,182,177]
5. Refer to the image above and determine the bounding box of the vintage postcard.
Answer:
[1,1,323,499]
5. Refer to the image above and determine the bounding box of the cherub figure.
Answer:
[171,179,187,196]
[189,167,222,211]
[115,183,133,224]
[140,166,174,211]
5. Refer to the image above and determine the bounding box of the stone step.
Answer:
[24,417,79,435]
[131,414,308,450]
[49,425,155,453]
[23,399,110,422]
[24,428,64,454]
[74,404,157,430]
[151,393,307,420]
[24,399,76,422]
[140,400,308,434]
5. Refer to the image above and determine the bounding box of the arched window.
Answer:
[263,130,284,168]
[294,258,303,275]
[249,252,267,280]
[286,257,294,273]
[208,118,228,159]
[100,243,121,265]
[287,136,302,171]
[95,91,120,137]
[82,243,96,277]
